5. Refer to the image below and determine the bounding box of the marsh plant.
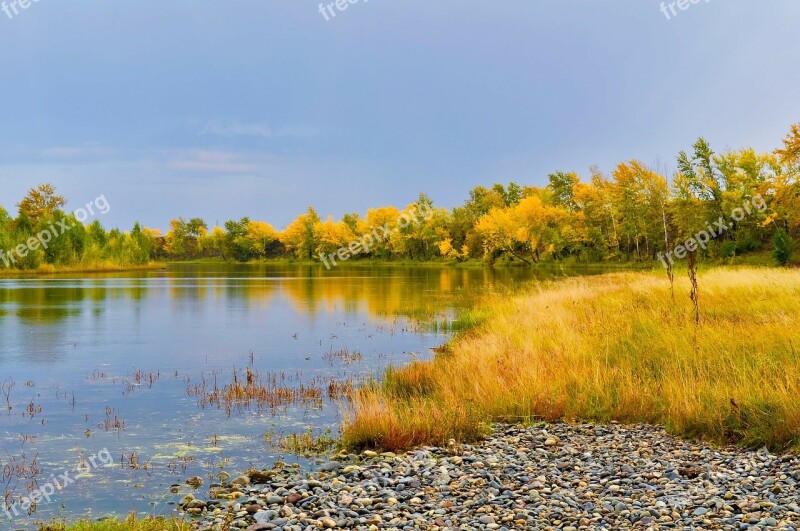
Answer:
[269,428,337,457]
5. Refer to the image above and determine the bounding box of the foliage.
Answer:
[3,121,800,270]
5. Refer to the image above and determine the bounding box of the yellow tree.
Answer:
[199,226,228,259]
[574,169,619,260]
[314,217,355,257]
[392,194,448,260]
[612,161,667,260]
[280,207,321,259]
[438,238,468,260]
[164,219,190,258]
[475,206,531,264]
[17,183,66,224]
[513,195,550,262]
[773,122,800,233]
[245,221,279,257]
[716,149,776,247]
[776,122,800,167]
[357,206,400,257]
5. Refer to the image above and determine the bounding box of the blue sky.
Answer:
[1,1,799,231]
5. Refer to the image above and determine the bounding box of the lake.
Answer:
[0,263,587,526]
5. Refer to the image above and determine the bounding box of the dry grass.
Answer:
[39,514,189,531]
[187,368,324,416]
[342,268,800,452]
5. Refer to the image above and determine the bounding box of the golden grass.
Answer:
[342,267,800,452]
[39,514,189,531]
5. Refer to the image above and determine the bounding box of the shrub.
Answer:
[774,229,793,266]
[721,241,738,258]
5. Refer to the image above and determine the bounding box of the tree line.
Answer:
[2,122,798,270]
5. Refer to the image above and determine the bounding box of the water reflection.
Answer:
[0,263,597,525]
[0,264,555,326]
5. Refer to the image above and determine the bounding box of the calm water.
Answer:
[0,263,586,526]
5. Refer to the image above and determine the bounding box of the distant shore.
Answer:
[0,262,166,278]
[2,249,795,279]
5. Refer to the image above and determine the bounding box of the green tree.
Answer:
[223,217,253,261]
[547,171,579,212]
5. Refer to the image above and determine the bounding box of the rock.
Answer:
[246,525,276,531]
[320,462,342,473]
[247,470,274,484]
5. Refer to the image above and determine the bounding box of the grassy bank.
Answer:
[343,267,800,452]
[0,262,165,277]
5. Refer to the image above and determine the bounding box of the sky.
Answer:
[1,0,799,231]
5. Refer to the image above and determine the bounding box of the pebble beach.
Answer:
[180,423,800,530]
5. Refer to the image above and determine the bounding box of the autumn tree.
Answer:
[392,194,448,260]
[280,207,321,260]
[357,206,400,258]
[314,218,355,257]
[17,183,67,224]
[513,194,555,262]
[547,172,580,212]
[775,122,800,168]
[245,221,280,258]
[475,206,531,264]
[199,226,229,259]
[773,122,800,235]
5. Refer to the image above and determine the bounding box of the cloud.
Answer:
[198,121,325,139]
[199,122,275,138]
[39,144,118,160]
[165,150,259,173]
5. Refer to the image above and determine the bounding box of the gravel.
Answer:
[180,422,800,530]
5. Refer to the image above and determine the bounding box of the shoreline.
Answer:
[3,251,795,278]
[0,263,166,278]
[178,422,800,530]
